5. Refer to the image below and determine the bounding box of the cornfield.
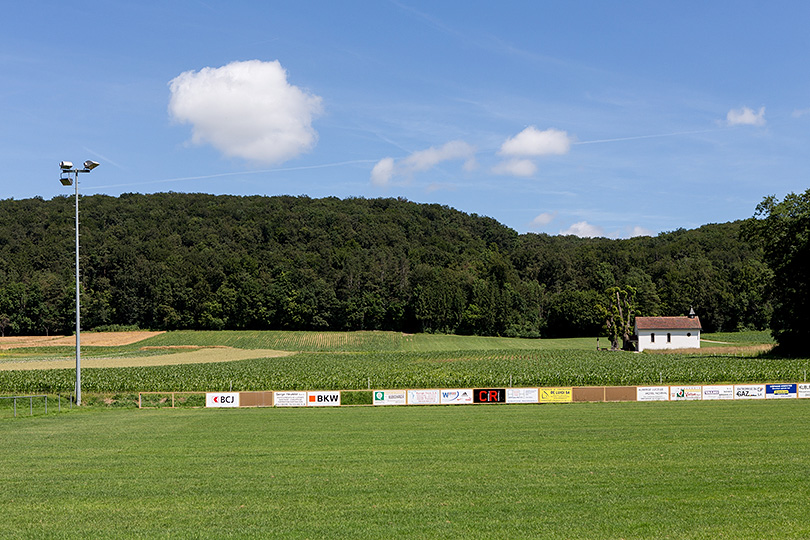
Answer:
[0,348,806,394]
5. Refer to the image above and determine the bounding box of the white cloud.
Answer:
[792,108,810,118]
[530,212,556,228]
[370,140,476,185]
[561,221,604,238]
[726,106,765,126]
[499,126,573,157]
[168,60,323,164]
[370,157,395,186]
[628,226,653,237]
[491,158,537,177]
[401,140,476,172]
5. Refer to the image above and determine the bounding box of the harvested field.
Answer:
[0,347,293,371]
[0,331,165,350]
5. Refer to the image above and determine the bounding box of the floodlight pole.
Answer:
[73,173,81,406]
[59,161,99,406]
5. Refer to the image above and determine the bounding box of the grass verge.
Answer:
[0,401,808,538]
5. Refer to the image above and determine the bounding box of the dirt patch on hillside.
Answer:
[140,345,228,350]
[0,331,165,350]
[0,347,293,371]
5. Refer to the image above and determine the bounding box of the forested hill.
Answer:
[0,193,769,337]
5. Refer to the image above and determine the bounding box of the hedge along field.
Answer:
[0,347,807,394]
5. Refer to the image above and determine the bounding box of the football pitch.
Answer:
[1,400,808,539]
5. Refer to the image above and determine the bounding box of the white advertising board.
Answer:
[274,391,307,407]
[373,390,407,406]
[799,384,810,399]
[206,392,240,408]
[506,388,539,404]
[670,386,702,401]
[407,389,441,405]
[734,384,766,400]
[637,386,669,401]
[440,389,474,405]
[702,385,734,400]
[307,391,341,406]
[766,383,797,399]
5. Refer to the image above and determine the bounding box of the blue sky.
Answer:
[3,1,809,237]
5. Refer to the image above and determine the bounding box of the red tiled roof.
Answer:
[635,316,702,330]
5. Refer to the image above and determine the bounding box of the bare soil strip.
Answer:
[0,347,293,371]
[0,331,165,350]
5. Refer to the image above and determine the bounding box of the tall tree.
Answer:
[744,190,810,353]
[599,286,636,351]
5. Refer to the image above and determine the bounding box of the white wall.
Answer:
[637,330,700,352]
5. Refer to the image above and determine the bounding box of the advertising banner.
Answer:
[473,388,507,403]
[407,389,441,405]
[734,385,766,400]
[538,387,572,403]
[206,392,240,408]
[274,391,307,407]
[799,384,810,399]
[307,391,341,406]
[766,383,797,399]
[702,385,734,400]
[637,386,669,401]
[670,386,702,401]
[440,389,474,405]
[373,390,407,406]
[506,388,539,404]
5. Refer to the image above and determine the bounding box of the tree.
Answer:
[599,286,636,351]
[0,193,780,337]
[743,190,810,353]
[544,289,603,338]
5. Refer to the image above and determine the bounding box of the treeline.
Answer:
[0,193,770,337]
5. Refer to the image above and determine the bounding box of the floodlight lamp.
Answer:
[60,177,73,186]
[60,161,74,170]
[83,160,99,170]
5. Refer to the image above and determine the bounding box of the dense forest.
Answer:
[0,193,770,338]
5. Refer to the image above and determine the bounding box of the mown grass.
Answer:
[134,329,768,352]
[1,401,808,539]
[702,330,775,345]
[133,329,578,352]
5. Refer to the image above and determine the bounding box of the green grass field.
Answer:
[0,330,606,358]
[117,329,598,352]
[1,400,808,539]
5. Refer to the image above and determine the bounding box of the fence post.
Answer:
[30,396,33,416]
[45,395,47,415]
[13,397,16,418]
